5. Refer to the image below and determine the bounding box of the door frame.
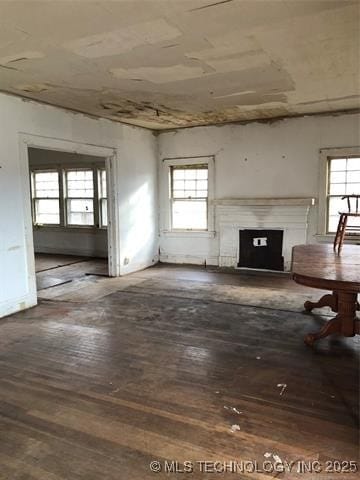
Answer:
[19,133,120,303]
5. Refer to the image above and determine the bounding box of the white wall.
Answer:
[0,92,158,318]
[158,113,360,265]
[32,229,108,258]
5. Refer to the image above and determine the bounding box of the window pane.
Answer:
[173,190,185,198]
[346,183,360,194]
[347,171,360,183]
[328,215,339,233]
[195,190,208,198]
[172,200,207,229]
[67,170,93,181]
[184,170,197,180]
[347,158,360,171]
[197,180,208,190]
[329,183,346,195]
[67,199,94,225]
[347,216,360,229]
[329,158,346,171]
[330,171,346,184]
[35,199,60,224]
[101,199,108,227]
[196,169,208,179]
[185,190,196,197]
[34,172,59,198]
[328,196,346,217]
[67,170,94,198]
[184,180,196,190]
[173,169,185,180]
[328,196,346,233]
[173,180,184,190]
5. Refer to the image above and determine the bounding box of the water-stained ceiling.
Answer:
[0,0,359,129]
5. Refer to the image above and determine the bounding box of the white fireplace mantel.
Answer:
[215,197,315,271]
[214,197,316,207]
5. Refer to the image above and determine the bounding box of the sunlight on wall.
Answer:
[123,182,154,262]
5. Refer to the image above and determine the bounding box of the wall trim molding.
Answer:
[214,197,316,207]
[160,253,218,266]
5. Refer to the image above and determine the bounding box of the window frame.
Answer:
[30,163,108,230]
[31,169,61,226]
[318,147,360,239]
[170,164,209,231]
[326,156,360,234]
[98,168,108,228]
[160,155,215,237]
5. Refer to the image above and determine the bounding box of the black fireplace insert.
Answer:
[238,229,284,271]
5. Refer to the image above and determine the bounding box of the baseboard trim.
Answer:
[159,254,218,266]
[0,292,37,319]
[120,255,160,276]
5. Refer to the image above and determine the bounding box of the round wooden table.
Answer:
[292,244,360,345]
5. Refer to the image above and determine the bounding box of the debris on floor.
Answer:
[277,383,287,396]
[264,452,283,463]
[256,356,261,360]
[230,424,241,433]
[224,406,242,414]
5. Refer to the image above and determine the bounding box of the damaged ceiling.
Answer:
[0,0,359,129]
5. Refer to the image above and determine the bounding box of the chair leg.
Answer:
[337,214,348,254]
[334,214,345,253]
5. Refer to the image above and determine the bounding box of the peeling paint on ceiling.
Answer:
[0,0,358,129]
[63,19,182,58]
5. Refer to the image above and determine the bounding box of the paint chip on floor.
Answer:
[277,383,287,395]
[230,424,240,432]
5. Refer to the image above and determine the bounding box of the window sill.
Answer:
[162,230,216,238]
[315,234,360,244]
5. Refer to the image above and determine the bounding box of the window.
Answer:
[32,171,60,225]
[65,169,94,226]
[30,166,107,229]
[171,165,208,230]
[327,157,360,233]
[98,169,108,227]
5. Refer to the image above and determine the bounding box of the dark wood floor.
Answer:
[0,256,358,479]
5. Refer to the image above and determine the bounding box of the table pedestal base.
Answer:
[304,291,360,346]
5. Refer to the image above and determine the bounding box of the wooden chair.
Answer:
[333,195,360,254]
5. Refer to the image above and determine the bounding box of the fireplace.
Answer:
[215,197,315,271]
[238,229,284,271]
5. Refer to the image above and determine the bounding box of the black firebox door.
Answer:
[238,229,284,271]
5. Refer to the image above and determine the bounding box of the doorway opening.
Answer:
[29,147,111,294]
[20,134,119,305]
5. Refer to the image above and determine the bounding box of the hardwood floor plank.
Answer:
[0,260,358,479]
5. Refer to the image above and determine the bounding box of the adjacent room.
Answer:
[0,1,359,479]
[29,148,110,293]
